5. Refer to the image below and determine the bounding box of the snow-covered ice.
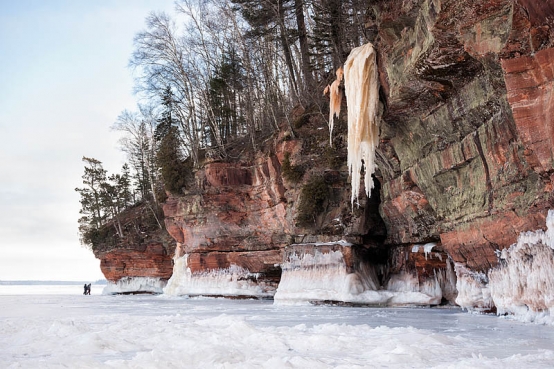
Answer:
[2,288,554,368]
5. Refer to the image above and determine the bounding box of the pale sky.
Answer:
[0,0,176,281]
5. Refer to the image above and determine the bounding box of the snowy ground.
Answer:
[1,289,554,368]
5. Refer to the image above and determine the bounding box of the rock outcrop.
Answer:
[374,0,554,314]
[94,0,554,316]
[92,202,175,292]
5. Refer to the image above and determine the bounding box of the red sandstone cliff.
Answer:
[94,0,554,309]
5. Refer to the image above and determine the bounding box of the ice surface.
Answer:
[102,277,167,295]
[2,293,554,368]
[344,42,380,205]
[164,254,274,297]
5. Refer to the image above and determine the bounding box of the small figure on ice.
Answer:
[83,283,91,295]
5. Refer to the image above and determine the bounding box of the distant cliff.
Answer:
[95,0,554,318]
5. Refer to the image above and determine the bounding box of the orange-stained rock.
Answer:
[99,243,173,282]
[502,47,554,172]
[187,250,283,285]
[440,211,547,271]
[161,154,292,282]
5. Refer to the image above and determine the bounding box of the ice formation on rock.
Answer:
[487,210,554,323]
[324,67,343,145]
[274,248,381,304]
[455,210,554,323]
[102,277,167,295]
[163,254,275,297]
[344,42,380,205]
[274,244,453,306]
[454,264,493,312]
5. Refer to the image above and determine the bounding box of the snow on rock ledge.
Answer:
[163,254,275,298]
[102,277,167,295]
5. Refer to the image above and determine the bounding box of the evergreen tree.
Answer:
[156,88,191,194]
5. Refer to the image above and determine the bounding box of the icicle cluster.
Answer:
[163,254,274,297]
[344,42,380,205]
[324,67,343,145]
[102,277,167,295]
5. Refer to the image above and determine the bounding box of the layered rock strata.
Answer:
[375,0,554,316]
[94,0,554,318]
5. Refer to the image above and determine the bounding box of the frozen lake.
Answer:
[1,286,554,368]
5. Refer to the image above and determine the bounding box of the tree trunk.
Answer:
[295,0,313,93]
[277,0,299,99]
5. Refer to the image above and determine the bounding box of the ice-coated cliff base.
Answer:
[102,277,167,295]
[163,254,275,297]
[274,242,456,306]
[456,210,554,324]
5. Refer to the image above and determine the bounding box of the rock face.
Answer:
[95,0,554,314]
[92,202,175,289]
[374,0,554,313]
[98,243,173,282]
[158,0,554,309]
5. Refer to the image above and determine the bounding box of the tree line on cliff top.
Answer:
[76,0,374,248]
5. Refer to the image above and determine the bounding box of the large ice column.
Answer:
[344,42,380,205]
[163,254,275,297]
[102,277,167,295]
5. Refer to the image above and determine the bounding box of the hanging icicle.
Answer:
[344,42,380,206]
[324,67,343,145]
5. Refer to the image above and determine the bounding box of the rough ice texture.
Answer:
[487,210,554,323]
[454,263,493,312]
[344,42,380,205]
[455,210,554,323]
[102,277,167,295]
[5,295,554,367]
[164,254,275,297]
[274,243,455,306]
